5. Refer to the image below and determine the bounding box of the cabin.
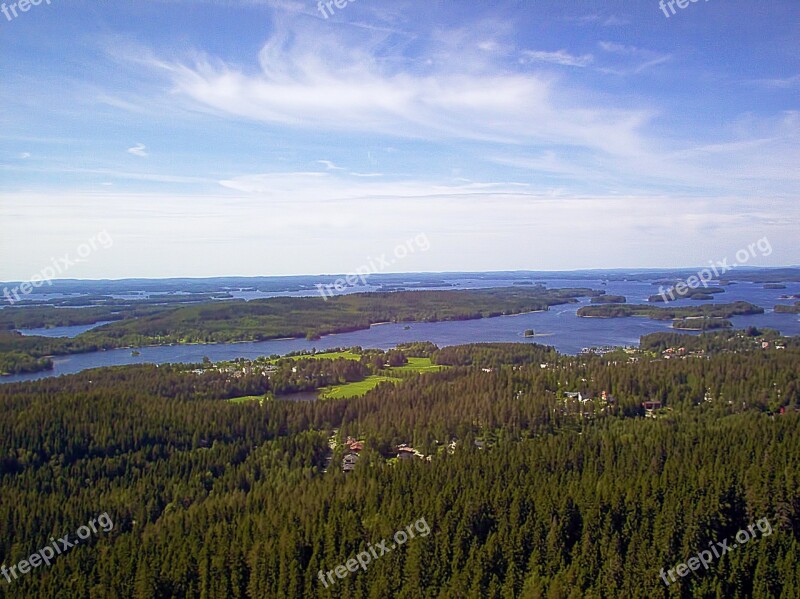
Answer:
[642,400,663,418]
[397,447,416,460]
[344,437,364,452]
[342,453,359,472]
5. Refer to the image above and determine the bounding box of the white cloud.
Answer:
[749,74,800,89]
[127,143,148,157]
[519,49,593,68]
[218,171,529,201]
[598,41,672,74]
[317,160,345,171]
[2,188,794,279]
[569,14,629,27]
[140,28,647,158]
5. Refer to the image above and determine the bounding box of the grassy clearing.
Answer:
[228,395,265,405]
[390,357,444,373]
[319,376,402,400]
[318,358,445,399]
[268,351,362,363]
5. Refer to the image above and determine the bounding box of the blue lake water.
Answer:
[2,278,799,384]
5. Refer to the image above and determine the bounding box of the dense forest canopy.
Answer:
[1,338,798,598]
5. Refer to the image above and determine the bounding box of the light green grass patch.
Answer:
[268,351,362,364]
[319,376,402,399]
[390,357,445,373]
[228,395,265,405]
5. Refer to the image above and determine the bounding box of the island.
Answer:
[577,301,764,321]
[648,286,725,302]
[775,302,800,314]
[590,294,626,304]
[672,317,733,330]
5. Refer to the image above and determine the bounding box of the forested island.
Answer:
[672,317,733,330]
[775,302,800,314]
[577,301,764,320]
[647,286,726,302]
[590,294,626,303]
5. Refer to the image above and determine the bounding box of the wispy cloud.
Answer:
[218,171,530,202]
[135,26,646,158]
[749,74,800,88]
[568,14,630,27]
[127,143,148,157]
[598,41,672,74]
[520,49,593,68]
[317,160,345,171]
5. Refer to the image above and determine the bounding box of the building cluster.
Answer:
[557,390,617,418]
[342,437,363,472]
[340,438,431,472]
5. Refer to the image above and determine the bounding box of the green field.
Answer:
[227,395,265,405]
[318,357,446,399]
[390,357,444,373]
[222,355,446,402]
[318,376,402,399]
[269,350,362,363]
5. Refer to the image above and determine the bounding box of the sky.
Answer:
[0,0,798,279]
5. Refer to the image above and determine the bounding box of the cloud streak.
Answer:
[142,25,649,158]
[519,49,593,68]
[127,143,148,157]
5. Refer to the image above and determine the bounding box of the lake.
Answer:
[3,278,799,384]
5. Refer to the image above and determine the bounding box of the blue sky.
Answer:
[0,0,798,279]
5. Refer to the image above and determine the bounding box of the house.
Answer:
[642,400,662,418]
[342,453,359,472]
[397,447,416,460]
[344,437,364,452]
[396,444,425,460]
